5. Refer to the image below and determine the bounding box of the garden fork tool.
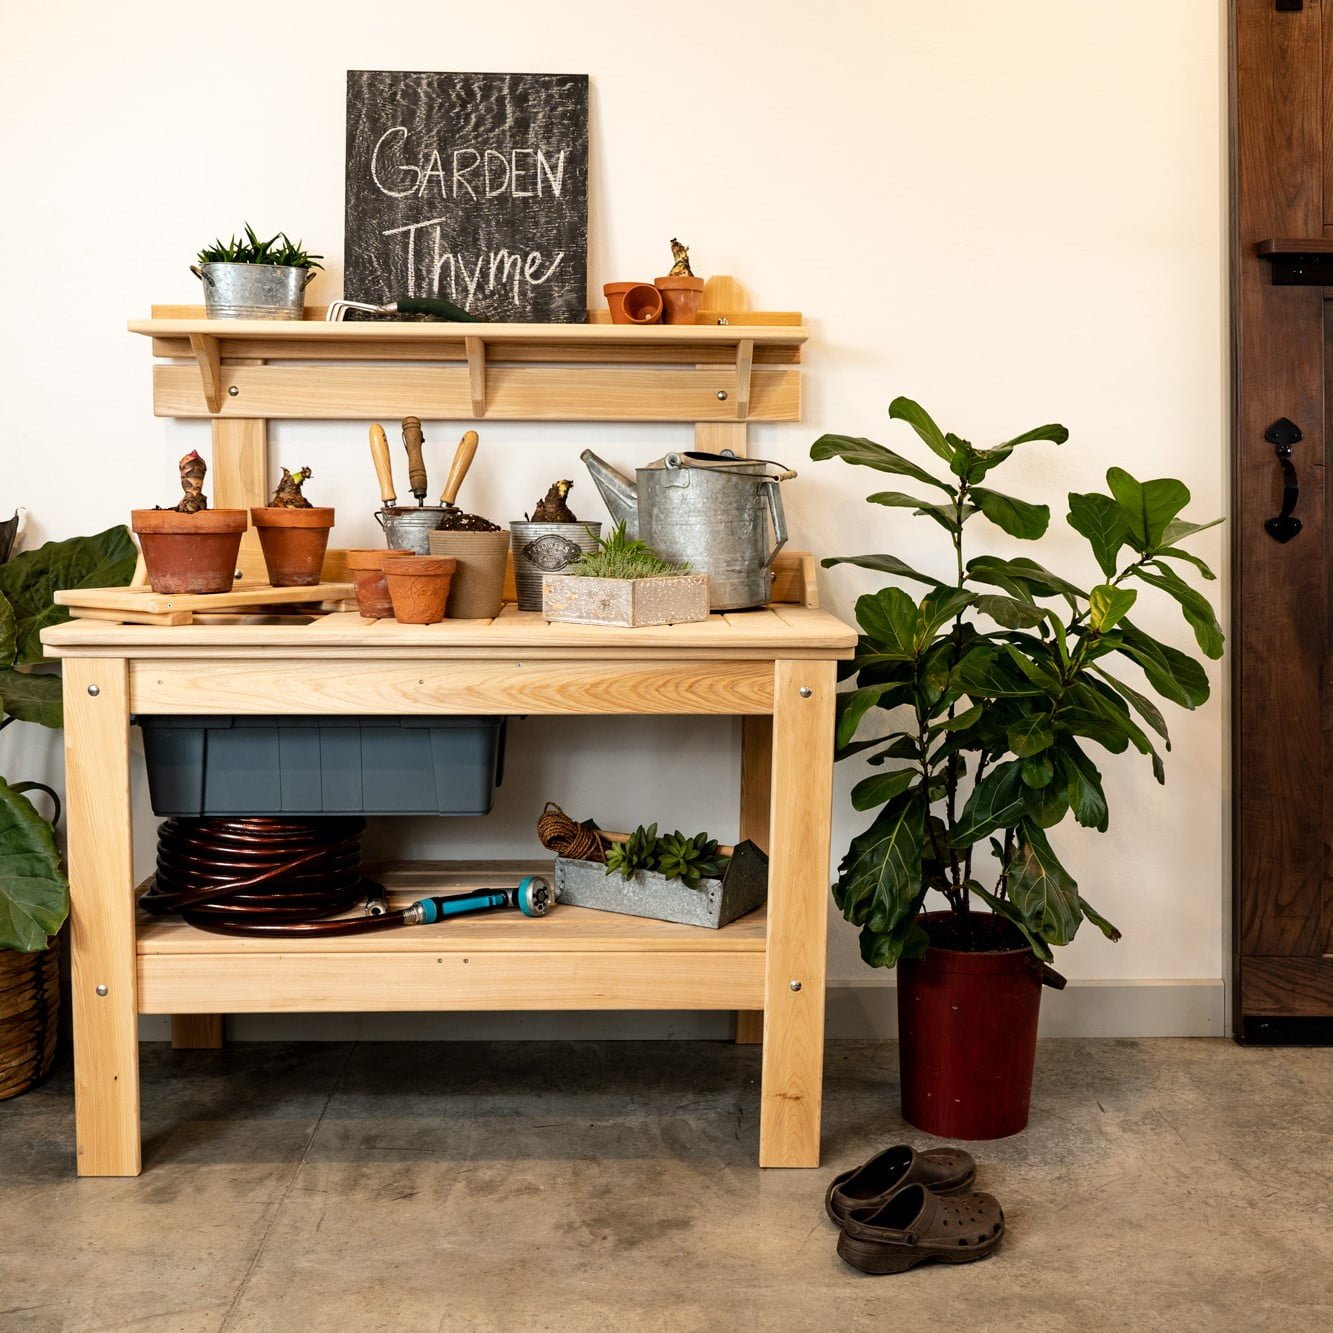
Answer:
[327,296,479,322]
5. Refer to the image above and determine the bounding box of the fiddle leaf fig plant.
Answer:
[813,397,1223,968]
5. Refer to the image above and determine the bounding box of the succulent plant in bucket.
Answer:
[812,396,1223,1138]
[192,223,323,320]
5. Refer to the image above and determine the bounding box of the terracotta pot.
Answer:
[384,555,457,625]
[654,274,705,325]
[250,507,335,587]
[344,547,412,619]
[897,912,1045,1140]
[427,530,511,618]
[131,508,247,594]
[603,281,663,325]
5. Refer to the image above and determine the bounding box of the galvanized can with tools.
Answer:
[369,420,490,554]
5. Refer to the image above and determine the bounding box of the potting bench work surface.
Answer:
[41,600,855,1176]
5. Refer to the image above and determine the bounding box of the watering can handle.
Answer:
[760,477,788,568]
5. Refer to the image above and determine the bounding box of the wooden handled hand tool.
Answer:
[369,424,397,507]
[402,417,429,505]
[439,430,480,511]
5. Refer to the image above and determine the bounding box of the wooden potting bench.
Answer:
[41,288,855,1176]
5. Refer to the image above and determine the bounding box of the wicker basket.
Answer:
[0,938,60,1100]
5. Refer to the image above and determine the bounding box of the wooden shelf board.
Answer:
[136,859,768,956]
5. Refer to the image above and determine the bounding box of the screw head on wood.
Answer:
[716,390,728,401]
[799,686,812,698]
[95,984,108,997]
[227,385,239,397]
[790,980,802,992]
[87,684,100,697]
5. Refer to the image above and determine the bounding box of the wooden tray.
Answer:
[55,582,353,626]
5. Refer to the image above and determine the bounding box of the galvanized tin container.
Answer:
[510,521,601,611]
[191,262,314,319]
[554,840,768,929]
[375,507,448,554]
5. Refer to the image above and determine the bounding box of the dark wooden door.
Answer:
[1233,0,1333,1039]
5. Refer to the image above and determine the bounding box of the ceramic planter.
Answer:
[344,547,412,619]
[131,508,247,595]
[250,507,335,587]
[509,521,602,611]
[654,275,705,325]
[897,912,1046,1139]
[542,572,710,627]
[427,530,511,618]
[603,282,663,325]
[384,555,456,625]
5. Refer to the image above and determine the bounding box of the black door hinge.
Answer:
[1276,1,1303,12]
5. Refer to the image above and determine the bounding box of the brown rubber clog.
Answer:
[825,1144,976,1224]
[837,1182,1004,1275]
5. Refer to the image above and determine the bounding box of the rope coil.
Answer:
[536,802,605,863]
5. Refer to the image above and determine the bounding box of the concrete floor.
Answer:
[0,1038,1330,1332]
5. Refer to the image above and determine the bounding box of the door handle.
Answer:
[1264,417,1303,543]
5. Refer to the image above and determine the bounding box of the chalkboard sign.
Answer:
[345,70,589,323]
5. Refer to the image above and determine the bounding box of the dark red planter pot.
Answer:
[897,912,1043,1140]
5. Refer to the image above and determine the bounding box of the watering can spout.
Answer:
[580,450,639,535]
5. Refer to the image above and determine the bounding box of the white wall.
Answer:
[0,1,1227,1001]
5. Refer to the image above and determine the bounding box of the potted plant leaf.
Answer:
[541,521,708,627]
[812,397,1223,1139]
[191,223,323,320]
[0,524,137,1098]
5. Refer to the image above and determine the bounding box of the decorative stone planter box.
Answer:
[541,572,710,627]
[553,840,768,929]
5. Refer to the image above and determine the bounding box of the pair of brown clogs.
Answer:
[825,1144,1005,1275]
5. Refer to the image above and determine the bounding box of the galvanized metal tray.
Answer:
[554,840,768,928]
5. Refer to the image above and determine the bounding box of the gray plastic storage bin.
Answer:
[136,715,505,816]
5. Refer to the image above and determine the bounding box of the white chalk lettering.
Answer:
[420,148,447,198]
[483,149,510,197]
[451,149,480,200]
[536,149,566,197]
[510,148,535,197]
[383,218,566,305]
[370,127,420,198]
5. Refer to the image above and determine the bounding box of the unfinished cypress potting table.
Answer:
[42,295,855,1176]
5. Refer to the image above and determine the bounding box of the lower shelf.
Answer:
[136,860,768,1014]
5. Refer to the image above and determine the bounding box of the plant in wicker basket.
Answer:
[0,524,137,1098]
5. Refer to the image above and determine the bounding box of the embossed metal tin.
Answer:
[509,521,601,611]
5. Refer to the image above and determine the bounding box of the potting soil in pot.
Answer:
[434,508,500,533]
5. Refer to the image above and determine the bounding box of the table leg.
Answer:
[64,659,141,1176]
[759,660,834,1167]
[172,1015,223,1049]
[736,715,773,1044]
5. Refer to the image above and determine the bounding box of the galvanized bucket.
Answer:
[191,262,314,320]
[374,507,447,554]
[509,521,601,611]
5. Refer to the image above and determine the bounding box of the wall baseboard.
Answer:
[139,979,1226,1043]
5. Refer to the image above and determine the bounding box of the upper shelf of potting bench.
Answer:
[127,304,808,422]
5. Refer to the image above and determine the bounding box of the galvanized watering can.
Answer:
[580,449,795,610]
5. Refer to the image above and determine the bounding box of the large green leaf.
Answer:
[964,422,1069,483]
[974,594,1045,629]
[1162,516,1223,544]
[1116,621,1210,708]
[1131,563,1225,660]
[970,487,1050,540]
[1088,584,1137,633]
[967,880,1054,961]
[0,669,63,728]
[966,555,1086,602]
[0,778,68,951]
[1055,742,1109,831]
[859,912,930,969]
[1090,667,1170,745]
[854,586,920,659]
[1105,468,1190,551]
[952,760,1027,847]
[953,646,1046,699]
[1066,492,1130,578]
[1153,546,1216,581]
[1008,713,1055,758]
[1078,896,1122,942]
[850,767,917,812]
[833,797,925,939]
[0,526,137,664]
[915,587,974,644]
[866,491,968,532]
[888,397,955,466]
[0,593,14,668]
[822,553,945,589]
[836,682,911,749]
[1007,822,1081,946]
[811,433,952,492]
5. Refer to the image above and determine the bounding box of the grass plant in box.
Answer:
[0,523,136,1097]
[541,522,709,628]
[813,395,1223,1138]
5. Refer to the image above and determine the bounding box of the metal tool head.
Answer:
[327,299,388,322]
[513,876,554,917]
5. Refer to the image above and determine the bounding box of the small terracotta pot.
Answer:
[428,530,511,618]
[250,507,335,587]
[384,555,457,625]
[344,547,412,619]
[654,275,705,325]
[131,508,247,594]
[603,282,663,325]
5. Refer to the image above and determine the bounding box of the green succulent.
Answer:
[571,522,689,580]
[604,822,659,879]
[654,829,729,889]
[197,223,324,270]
